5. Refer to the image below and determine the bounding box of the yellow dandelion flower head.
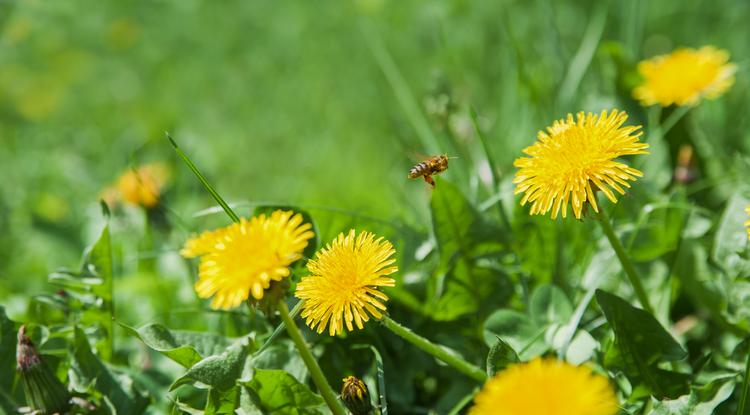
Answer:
[633,46,736,107]
[745,205,750,240]
[116,163,170,208]
[181,210,314,310]
[295,230,397,336]
[469,358,618,415]
[513,109,648,219]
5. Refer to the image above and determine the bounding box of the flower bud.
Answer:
[340,376,372,415]
[17,325,71,414]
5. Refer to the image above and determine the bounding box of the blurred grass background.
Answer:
[1,0,749,319]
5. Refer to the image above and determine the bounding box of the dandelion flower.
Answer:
[181,210,314,310]
[634,46,736,107]
[469,358,618,415]
[745,205,750,240]
[115,163,170,208]
[295,230,397,336]
[513,110,648,219]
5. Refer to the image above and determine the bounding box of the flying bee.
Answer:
[408,155,454,187]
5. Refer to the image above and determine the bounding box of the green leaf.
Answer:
[483,310,546,360]
[206,386,240,415]
[239,369,328,415]
[121,322,233,368]
[529,284,573,326]
[712,192,750,275]
[596,290,687,397]
[0,307,17,412]
[69,327,148,415]
[171,339,250,391]
[429,178,508,320]
[251,339,307,383]
[649,377,734,415]
[486,337,519,377]
[627,204,687,262]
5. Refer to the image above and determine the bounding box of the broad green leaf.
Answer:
[596,290,687,397]
[171,339,250,391]
[649,377,734,415]
[69,327,148,415]
[627,204,687,262]
[251,339,307,383]
[483,310,546,360]
[486,337,519,377]
[121,322,232,368]
[206,386,239,415]
[239,369,328,415]
[529,284,573,326]
[712,192,750,275]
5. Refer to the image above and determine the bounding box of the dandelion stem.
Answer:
[380,316,487,383]
[277,300,346,415]
[595,207,654,314]
[739,342,750,415]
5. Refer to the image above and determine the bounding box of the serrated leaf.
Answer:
[486,337,519,377]
[171,339,249,391]
[239,369,328,415]
[596,290,687,397]
[69,327,148,415]
[649,377,734,415]
[121,322,232,368]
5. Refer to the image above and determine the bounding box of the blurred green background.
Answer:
[1,0,749,319]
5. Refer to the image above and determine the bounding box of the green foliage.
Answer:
[2,0,750,413]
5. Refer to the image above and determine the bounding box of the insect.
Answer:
[408,155,452,187]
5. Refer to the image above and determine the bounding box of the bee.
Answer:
[408,155,452,187]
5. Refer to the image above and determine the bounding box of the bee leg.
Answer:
[423,175,435,187]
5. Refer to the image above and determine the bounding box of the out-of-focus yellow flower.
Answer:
[469,358,618,415]
[295,230,397,336]
[514,110,648,219]
[114,163,169,208]
[745,206,750,240]
[181,210,314,310]
[633,46,736,107]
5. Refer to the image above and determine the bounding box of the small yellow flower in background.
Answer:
[745,205,750,240]
[295,230,397,336]
[469,358,618,415]
[181,210,314,310]
[633,46,736,107]
[102,163,170,209]
[514,110,648,219]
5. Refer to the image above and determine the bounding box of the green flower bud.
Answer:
[17,325,71,414]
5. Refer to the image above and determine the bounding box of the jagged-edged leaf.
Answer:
[596,290,687,397]
[649,377,734,415]
[69,327,148,415]
[171,339,250,391]
[121,322,233,368]
[239,369,327,415]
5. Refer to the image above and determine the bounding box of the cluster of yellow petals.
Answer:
[181,210,314,310]
[633,46,736,107]
[745,205,750,240]
[469,359,618,415]
[513,110,648,219]
[295,230,397,336]
[102,163,170,208]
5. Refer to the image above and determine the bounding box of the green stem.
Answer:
[380,316,487,383]
[739,342,750,415]
[277,301,346,415]
[596,207,654,314]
